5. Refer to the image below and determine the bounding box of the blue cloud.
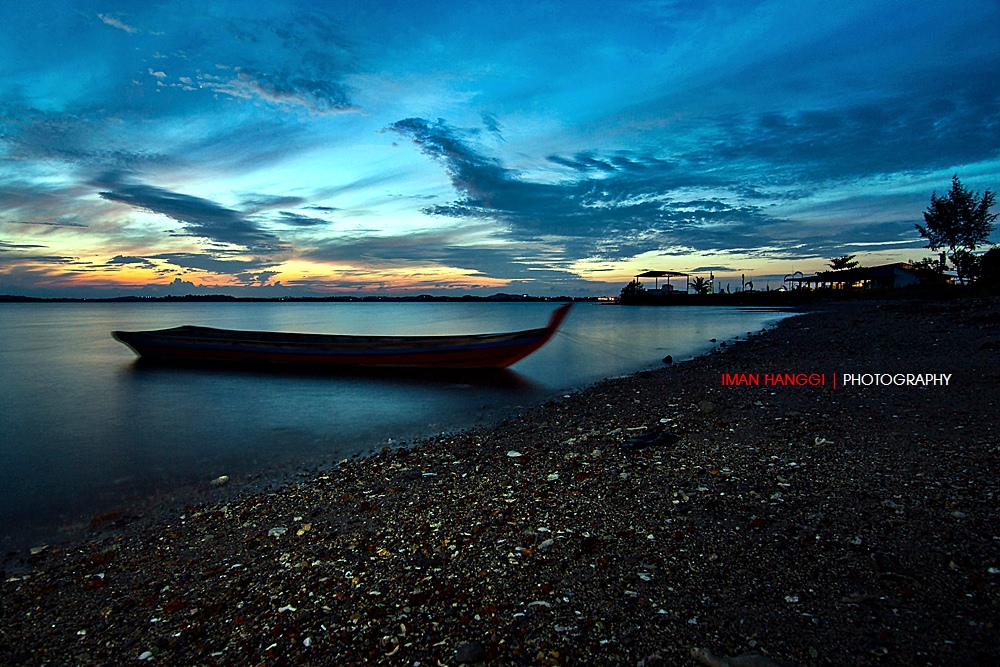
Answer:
[239,194,307,213]
[274,212,331,227]
[387,117,775,257]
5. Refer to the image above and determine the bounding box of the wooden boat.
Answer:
[112,304,572,369]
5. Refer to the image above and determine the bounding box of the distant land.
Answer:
[0,293,589,304]
[1,285,966,306]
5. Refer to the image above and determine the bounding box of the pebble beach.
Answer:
[2,298,998,666]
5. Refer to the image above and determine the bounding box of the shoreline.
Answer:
[3,298,998,666]
[0,302,791,555]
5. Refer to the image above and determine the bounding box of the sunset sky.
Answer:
[2,0,999,297]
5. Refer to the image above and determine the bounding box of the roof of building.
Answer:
[635,270,689,278]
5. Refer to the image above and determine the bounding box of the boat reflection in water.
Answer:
[122,353,542,391]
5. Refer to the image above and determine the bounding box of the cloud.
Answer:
[690,265,739,273]
[275,211,330,227]
[234,270,280,286]
[302,229,467,264]
[171,14,361,116]
[106,255,156,269]
[94,176,285,252]
[0,181,95,226]
[546,153,618,174]
[0,106,174,170]
[0,265,91,298]
[386,118,508,201]
[197,69,357,115]
[240,194,307,213]
[312,171,411,201]
[1,240,48,250]
[0,239,84,277]
[303,226,580,283]
[481,113,504,141]
[98,14,137,34]
[385,98,1000,272]
[149,252,272,275]
[139,277,213,297]
[13,220,88,228]
[709,94,1000,181]
[0,248,78,264]
[386,117,776,259]
[281,273,505,293]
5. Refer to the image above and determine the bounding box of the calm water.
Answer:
[0,302,792,549]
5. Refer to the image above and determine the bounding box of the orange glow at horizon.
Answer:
[1,256,515,294]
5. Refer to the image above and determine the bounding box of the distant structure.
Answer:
[634,270,691,294]
[785,262,936,290]
[620,270,720,304]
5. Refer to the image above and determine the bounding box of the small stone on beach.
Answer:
[455,640,485,663]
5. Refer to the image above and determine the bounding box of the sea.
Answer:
[0,301,793,550]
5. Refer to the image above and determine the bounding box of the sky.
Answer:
[1,0,999,297]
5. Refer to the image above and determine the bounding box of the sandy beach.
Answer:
[2,298,998,666]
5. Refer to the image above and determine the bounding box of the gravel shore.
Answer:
[3,298,998,666]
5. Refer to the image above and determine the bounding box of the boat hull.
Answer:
[113,304,571,369]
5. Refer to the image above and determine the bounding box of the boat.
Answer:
[112,304,572,369]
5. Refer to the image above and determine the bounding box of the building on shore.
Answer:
[785,262,933,290]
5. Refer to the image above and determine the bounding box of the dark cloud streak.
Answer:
[149,252,272,275]
[94,176,285,252]
[1,240,48,250]
[275,212,330,227]
[14,220,88,228]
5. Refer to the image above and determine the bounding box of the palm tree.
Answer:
[690,276,711,295]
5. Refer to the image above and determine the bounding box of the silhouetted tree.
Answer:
[828,254,860,270]
[620,279,645,301]
[910,255,946,272]
[950,250,982,284]
[916,175,997,284]
[909,257,949,285]
[690,276,711,295]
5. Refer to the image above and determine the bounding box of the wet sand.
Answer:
[2,298,998,666]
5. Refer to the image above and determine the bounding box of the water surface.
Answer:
[0,301,792,548]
